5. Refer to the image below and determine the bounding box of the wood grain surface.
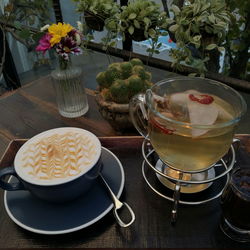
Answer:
[0,136,250,248]
[0,75,137,159]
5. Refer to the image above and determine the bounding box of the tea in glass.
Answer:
[149,90,235,172]
[130,77,246,175]
[220,168,250,242]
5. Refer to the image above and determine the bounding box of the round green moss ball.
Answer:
[132,65,147,80]
[108,62,121,70]
[120,62,133,79]
[127,75,145,97]
[96,71,110,88]
[110,80,130,104]
[105,67,122,84]
[130,58,143,67]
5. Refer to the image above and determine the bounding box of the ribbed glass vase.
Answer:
[51,57,89,118]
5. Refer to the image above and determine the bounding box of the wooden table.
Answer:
[0,74,250,248]
[0,75,124,159]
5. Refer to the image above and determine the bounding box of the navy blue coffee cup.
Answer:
[0,128,102,203]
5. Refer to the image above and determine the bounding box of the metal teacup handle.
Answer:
[99,174,135,227]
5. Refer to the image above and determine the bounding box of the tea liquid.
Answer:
[149,92,235,172]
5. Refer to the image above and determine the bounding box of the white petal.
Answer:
[75,33,81,45]
[40,24,50,32]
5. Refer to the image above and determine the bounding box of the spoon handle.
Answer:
[99,173,135,227]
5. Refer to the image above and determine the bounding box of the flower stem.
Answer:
[59,56,71,70]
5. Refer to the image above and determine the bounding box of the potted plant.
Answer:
[95,58,153,131]
[73,0,120,32]
[166,0,232,74]
[118,0,168,42]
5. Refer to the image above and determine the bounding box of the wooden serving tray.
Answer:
[0,135,249,248]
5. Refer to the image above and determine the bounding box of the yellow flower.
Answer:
[48,22,73,46]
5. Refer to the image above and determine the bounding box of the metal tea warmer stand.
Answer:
[141,138,239,224]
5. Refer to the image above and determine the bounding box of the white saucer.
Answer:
[4,147,124,235]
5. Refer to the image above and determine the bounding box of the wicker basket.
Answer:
[95,93,136,133]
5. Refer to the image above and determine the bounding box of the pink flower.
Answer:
[36,33,53,54]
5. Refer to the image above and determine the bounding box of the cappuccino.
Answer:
[15,128,101,185]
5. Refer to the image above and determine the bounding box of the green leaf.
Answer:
[143,17,151,26]
[208,14,216,23]
[106,20,116,30]
[217,21,227,27]
[180,19,189,25]
[146,6,155,13]
[205,44,217,50]
[200,3,210,12]
[194,43,200,49]
[193,35,201,42]
[169,24,179,33]
[159,12,166,18]
[109,41,116,47]
[193,2,201,16]
[32,32,44,43]
[161,31,168,36]
[18,29,30,39]
[14,21,22,30]
[188,73,197,77]
[218,46,225,52]
[191,24,200,33]
[171,4,181,15]
[166,18,175,25]
[217,32,223,39]
[129,13,137,20]
[103,4,112,10]
[156,43,162,48]
[148,28,156,38]
[133,20,140,29]
[219,14,231,23]
[185,57,191,64]
[205,26,213,33]
[202,57,210,63]
[128,25,134,35]
[171,5,180,15]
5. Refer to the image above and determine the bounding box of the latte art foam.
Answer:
[20,131,98,181]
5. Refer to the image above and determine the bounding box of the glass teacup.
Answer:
[130,77,246,173]
[220,167,250,242]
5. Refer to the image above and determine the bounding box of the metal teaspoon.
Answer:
[99,173,135,227]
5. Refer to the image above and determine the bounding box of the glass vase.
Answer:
[51,58,89,118]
